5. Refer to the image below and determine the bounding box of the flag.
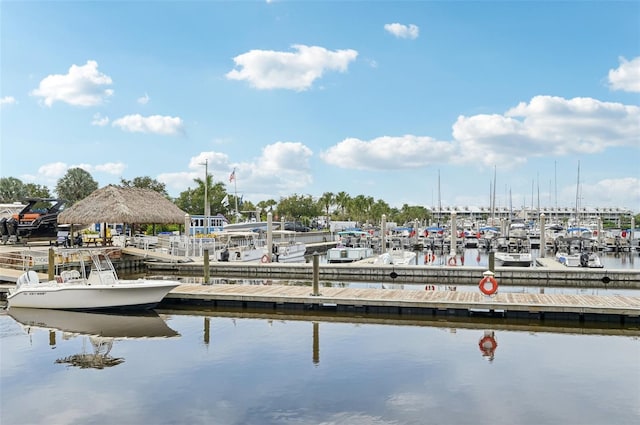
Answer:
[229,169,235,182]
[222,194,229,207]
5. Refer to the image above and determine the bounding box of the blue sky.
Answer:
[1,1,639,213]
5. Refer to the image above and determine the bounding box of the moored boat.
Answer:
[7,249,180,310]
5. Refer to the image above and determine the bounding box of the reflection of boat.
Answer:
[9,309,179,369]
[7,249,180,310]
[8,308,179,338]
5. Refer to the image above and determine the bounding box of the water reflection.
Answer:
[478,330,498,361]
[7,308,180,369]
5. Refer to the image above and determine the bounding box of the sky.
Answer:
[1,1,639,213]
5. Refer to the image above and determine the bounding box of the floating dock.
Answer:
[162,283,640,324]
[146,257,640,289]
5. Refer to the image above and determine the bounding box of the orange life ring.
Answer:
[621,230,627,238]
[479,275,498,295]
[260,254,271,263]
[425,285,436,291]
[424,253,435,263]
[479,335,498,352]
[447,257,457,266]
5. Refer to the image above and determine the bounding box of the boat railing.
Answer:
[0,248,48,271]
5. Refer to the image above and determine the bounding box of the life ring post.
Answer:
[478,270,498,296]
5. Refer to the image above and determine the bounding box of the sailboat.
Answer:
[554,161,603,268]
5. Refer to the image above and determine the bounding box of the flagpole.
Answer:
[233,168,239,222]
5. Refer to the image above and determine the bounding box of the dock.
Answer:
[146,258,640,289]
[162,283,640,324]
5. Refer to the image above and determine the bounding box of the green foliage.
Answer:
[24,183,51,198]
[277,194,322,223]
[174,174,228,216]
[55,168,98,205]
[120,176,168,196]
[0,177,27,202]
[392,204,431,226]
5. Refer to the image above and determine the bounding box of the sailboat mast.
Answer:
[438,169,442,226]
[575,160,581,226]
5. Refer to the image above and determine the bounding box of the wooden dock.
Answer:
[147,259,640,289]
[163,283,640,324]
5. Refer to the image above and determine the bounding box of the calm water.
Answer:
[1,307,639,425]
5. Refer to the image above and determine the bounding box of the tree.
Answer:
[120,176,168,196]
[174,175,227,216]
[318,192,334,226]
[277,194,322,223]
[55,168,98,205]
[335,191,350,218]
[257,199,278,220]
[24,183,51,198]
[0,177,27,202]
[393,204,430,226]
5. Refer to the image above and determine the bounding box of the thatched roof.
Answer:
[57,185,187,225]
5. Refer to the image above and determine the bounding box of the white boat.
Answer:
[494,251,532,267]
[373,249,417,265]
[327,230,374,263]
[268,231,306,263]
[555,251,604,268]
[7,250,180,310]
[494,236,532,267]
[217,231,265,262]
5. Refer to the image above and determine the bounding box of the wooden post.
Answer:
[539,213,546,258]
[204,317,210,345]
[311,251,320,296]
[488,251,495,272]
[48,248,54,281]
[203,249,210,284]
[312,322,320,365]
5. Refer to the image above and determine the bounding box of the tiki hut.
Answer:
[57,185,186,236]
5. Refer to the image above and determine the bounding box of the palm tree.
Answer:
[55,168,98,205]
[318,192,334,228]
[335,191,350,219]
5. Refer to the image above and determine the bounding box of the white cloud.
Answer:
[319,95,638,174]
[137,93,150,104]
[91,113,110,126]
[0,96,16,106]
[94,162,126,175]
[159,143,313,200]
[608,56,640,93]
[321,135,455,170]
[226,44,358,91]
[452,95,640,166]
[188,152,230,172]
[38,162,68,178]
[582,177,640,209]
[384,23,419,39]
[112,114,184,135]
[30,60,113,107]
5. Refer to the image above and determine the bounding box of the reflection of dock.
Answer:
[163,284,640,323]
[158,307,640,337]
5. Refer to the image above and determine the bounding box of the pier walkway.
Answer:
[163,284,640,323]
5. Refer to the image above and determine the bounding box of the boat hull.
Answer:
[7,280,180,310]
[494,252,532,267]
